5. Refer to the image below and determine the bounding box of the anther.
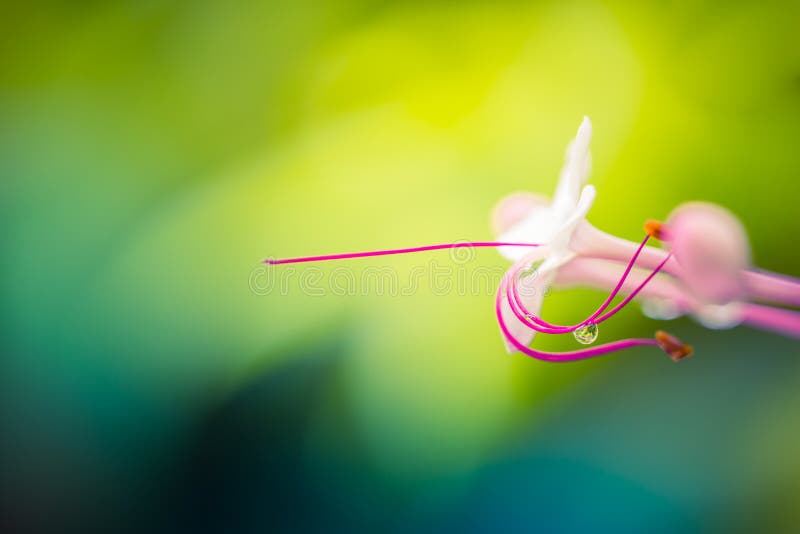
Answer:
[644,220,670,241]
[655,330,693,361]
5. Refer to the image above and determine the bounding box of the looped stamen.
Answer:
[655,330,693,361]
[508,233,671,333]
[497,272,660,361]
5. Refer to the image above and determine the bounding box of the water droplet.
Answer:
[573,323,599,345]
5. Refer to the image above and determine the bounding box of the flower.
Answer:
[266,116,800,359]
[492,116,596,352]
[493,117,797,354]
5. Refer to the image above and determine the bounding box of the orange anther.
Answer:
[644,220,670,241]
[655,330,692,361]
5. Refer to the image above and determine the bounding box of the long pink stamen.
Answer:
[508,234,665,334]
[507,252,672,335]
[264,242,542,265]
[593,253,672,323]
[496,272,658,362]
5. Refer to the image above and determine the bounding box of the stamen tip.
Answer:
[655,330,693,361]
[644,220,670,241]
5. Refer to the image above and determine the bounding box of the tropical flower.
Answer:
[489,117,687,361]
[491,117,799,359]
[265,117,800,362]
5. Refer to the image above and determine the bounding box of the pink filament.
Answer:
[509,234,652,333]
[265,227,799,352]
[496,271,658,362]
[592,253,673,323]
[507,246,673,334]
[264,242,542,265]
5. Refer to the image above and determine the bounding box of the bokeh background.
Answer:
[2,1,799,532]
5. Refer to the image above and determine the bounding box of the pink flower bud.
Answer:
[666,202,751,327]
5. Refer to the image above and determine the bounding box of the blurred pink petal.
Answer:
[666,202,750,304]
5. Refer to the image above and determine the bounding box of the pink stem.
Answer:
[744,270,800,308]
[496,271,659,362]
[264,242,541,265]
[740,304,800,339]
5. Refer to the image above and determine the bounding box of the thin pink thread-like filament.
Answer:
[264,242,542,265]
[496,271,658,362]
[508,250,673,334]
[591,233,800,308]
[592,253,673,323]
[509,234,652,333]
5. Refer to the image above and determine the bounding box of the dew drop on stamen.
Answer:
[573,322,599,344]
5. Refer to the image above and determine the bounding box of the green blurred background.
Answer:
[2,1,799,532]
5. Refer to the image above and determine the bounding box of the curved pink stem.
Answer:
[264,241,542,265]
[496,272,659,362]
[506,252,672,335]
[509,234,652,333]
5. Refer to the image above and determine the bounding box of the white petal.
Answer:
[551,116,592,220]
[497,205,559,261]
[563,184,596,229]
[549,184,596,254]
[491,192,550,236]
